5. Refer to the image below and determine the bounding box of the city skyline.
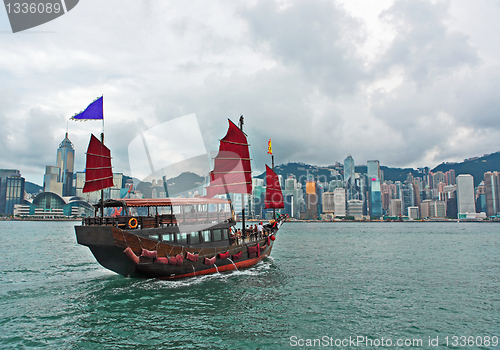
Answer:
[2,1,500,185]
[12,131,500,187]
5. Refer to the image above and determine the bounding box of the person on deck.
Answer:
[257,222,263,238]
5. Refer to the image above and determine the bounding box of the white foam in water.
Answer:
[149,259,276,289]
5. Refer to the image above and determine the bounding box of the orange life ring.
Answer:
[128,217,138,229]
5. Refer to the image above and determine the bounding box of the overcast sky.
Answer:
[1,0,500,185]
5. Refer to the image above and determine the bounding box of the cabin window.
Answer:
[201,230,211,243]
[221,228,228,240]
[189,232,200,245]
[149,234,159,241]
[176,233,188,245]
[162,234,174,242]
[213,229,222,241]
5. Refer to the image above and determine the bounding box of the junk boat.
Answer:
[75,118,286,279]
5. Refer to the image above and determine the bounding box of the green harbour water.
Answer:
[0,220,499,349]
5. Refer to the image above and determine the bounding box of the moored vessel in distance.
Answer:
[75,117,286,279]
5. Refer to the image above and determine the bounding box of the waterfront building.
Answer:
[333,187,346,217]
[429,201,446,218]
[389,198,402,217]
[0,169,26,215]
[347,199,363,220]
[420,200,431,218]
[27,191,93,217]
[322,192,335,213]
[456,174,476,214]
[484,171,500,216]
[283,188,303,219]
[401,182,414,217]
[408,206,419,220]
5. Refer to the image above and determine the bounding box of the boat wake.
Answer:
[135,258,277,290]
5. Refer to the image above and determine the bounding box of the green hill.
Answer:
[432,152,500,186]
[25,181,42,194]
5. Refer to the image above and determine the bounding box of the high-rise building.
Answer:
[347,199,363,220]
[305,178,317,219]
[475,182,487,214]
[344,155,357,201]
[408,206,419,220]
[484,171,500,216]
[333,187,346,217]
[432,171,446,189]
[401,182,414,216]
[57,133,75,196]
[285,176,297,191]
[389,198,402,217]
[456,174,475,214]
[0,169,24,215]
[367,160,380,180]
[445,169,456,186]
[369,178,382,218]
[420,199,431,218]
[322,192,335,213]
[44,133,75,197]
[366,160,382,218]
[429,201,446,218]
[0,169,26,215]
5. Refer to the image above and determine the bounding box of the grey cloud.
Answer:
[240,0,369,96]
[378,0,479,85]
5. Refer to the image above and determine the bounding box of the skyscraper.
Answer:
[344,155,357,201]
[0,169,25,215]
[44,133,75,197]
[456,174,475,214]
[57,133,75,196]
[367,160,382,218]
[483,171,500,216]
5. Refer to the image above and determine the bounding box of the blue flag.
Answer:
[71,96,103,120]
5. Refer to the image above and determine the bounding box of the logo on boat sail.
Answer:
[3,0,79,33]
[127,114,244,232]
[128,114,209,186]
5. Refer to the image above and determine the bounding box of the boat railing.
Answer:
[82,212,232,229]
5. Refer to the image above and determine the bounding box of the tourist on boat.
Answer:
[257,222,263,238]
[236,228,242,244]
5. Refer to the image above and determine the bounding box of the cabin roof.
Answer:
[95,197,231,208]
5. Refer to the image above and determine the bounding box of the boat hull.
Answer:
[75,224,278,279]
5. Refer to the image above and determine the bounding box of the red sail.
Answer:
[206,119,252,197]
[83,134,114,193]
[265,165,284,209]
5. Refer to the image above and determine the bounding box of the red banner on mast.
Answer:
[206,119,252,197]
[83,134,114,193]
[265,164,284,209]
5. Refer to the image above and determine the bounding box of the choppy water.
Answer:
[0,221,499,349]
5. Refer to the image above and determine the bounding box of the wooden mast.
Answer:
[239,115,245,235]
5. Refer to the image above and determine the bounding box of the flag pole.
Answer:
[100,95,104,219]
